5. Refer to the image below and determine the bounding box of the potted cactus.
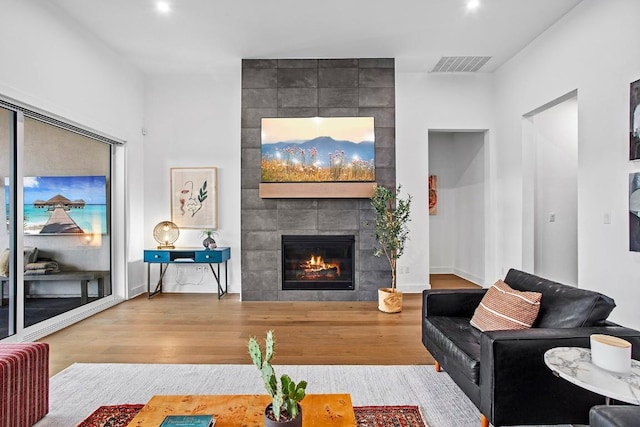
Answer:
[371,184,412,313]
[248,330,307,426]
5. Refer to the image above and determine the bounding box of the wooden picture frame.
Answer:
[429,175,437,215]
[170,167,217,229]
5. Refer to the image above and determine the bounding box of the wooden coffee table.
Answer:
[127,393,356,426]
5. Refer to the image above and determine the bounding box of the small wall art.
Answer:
[630,79,640,160]
[170,167,217,229]
[429,175,438,215]
[629,172,640,251]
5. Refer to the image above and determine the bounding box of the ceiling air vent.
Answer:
[431,56,491,73]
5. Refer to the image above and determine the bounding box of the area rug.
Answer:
[41,364,572,427]
[77,404,427,427]
[77,404,143,427]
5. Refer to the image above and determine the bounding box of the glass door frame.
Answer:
[0,96,126,343]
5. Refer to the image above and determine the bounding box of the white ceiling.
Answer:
[46,0,582,75]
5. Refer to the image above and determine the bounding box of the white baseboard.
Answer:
[429,267,485,287]
[453,268,484,287]
[128,283,146,298]
[397,283,429,293]
[429,266,453,274]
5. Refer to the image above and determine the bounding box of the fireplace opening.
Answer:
[282,235,355,290]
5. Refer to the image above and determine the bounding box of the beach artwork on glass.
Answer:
[261,117,375,182]
[5,175,107,235]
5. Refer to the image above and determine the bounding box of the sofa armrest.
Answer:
[422,289,487,318]
[590,405,640,427]
[478,326,640,426]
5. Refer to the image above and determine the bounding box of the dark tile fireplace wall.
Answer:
[240,58,396,301]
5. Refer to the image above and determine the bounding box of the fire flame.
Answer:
[300,255,341,276]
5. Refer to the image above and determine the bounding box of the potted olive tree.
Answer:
[371,184,412,313]
[248,330,307,427]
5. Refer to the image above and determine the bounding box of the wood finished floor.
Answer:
[39,274,479,376]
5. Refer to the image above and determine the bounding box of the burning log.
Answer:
[296,254,341,279]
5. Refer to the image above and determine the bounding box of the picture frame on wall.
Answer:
[429,175,437,215]
[170,167,217,229]
[630,173,640,251]
[630,78,640,160]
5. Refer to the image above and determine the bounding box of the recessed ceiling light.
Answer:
[466,0,480,12]
[156,1,171,14]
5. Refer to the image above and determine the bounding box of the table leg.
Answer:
[98,277,105,298]
[208,263,220,299]
[147,262,151,299]
[80,279,88,304]
[223,261,228,296]
[149,263,168,299]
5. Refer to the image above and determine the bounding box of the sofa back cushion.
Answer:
[504,269,616,328]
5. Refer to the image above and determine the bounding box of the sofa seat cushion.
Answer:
[504,269,616,328]
[424,316,480,384]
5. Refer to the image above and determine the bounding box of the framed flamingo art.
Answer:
[170,167,217,229]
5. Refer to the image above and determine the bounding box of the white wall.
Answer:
[144,72,241,294]
[395,71,494,290]
[428,133,456,273]
[452,133,485,284]
[494,0,640,328]
[428,132,485,284]
[0,0,145,337]
[529,98,578,286]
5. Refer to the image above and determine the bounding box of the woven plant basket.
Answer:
[378,288,403,313]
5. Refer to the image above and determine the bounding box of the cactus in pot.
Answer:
[248,330,307,424]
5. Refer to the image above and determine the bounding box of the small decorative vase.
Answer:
[264,403,302,427]
[202,235,216,249]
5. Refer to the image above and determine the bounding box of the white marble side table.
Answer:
[544,346,640,405]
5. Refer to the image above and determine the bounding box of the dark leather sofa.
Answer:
[590,405,640,427]
[422,268,640,427]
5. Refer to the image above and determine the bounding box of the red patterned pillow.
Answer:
[470,280,542,331]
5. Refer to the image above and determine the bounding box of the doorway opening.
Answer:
[428,130,487,287]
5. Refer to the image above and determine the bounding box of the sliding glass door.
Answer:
[0,97,118,339]
[0,106,16,339]
[22,118,112,327]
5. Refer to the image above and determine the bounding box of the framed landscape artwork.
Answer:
[170,167,217,229]
[260,117,375,183]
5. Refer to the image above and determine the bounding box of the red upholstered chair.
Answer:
[0,343,49,426]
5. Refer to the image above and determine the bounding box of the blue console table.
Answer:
[144,247,230,299]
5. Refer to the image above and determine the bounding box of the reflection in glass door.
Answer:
[22,118,112,327]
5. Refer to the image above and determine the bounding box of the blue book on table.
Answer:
[159,415,215,427]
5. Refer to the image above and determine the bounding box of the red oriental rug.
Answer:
[77,404,427,427]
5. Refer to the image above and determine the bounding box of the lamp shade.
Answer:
[153,221,179,249]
